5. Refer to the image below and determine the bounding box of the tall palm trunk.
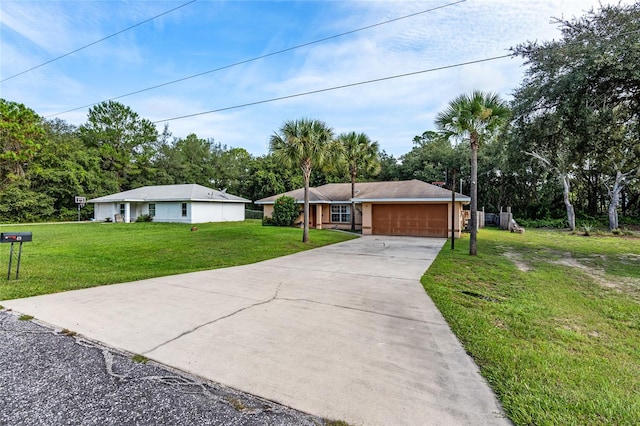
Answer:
[302,159,311,243]
[469,134,479,256]
[350,170,356,231]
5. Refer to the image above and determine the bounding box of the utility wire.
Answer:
[152,53,514,124]
[45,0,467,118]
[0,0,198,83]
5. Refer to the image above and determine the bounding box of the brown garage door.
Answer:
[372,204,448,237]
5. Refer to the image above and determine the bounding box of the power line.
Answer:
[152,54,514,124]
[0,0,198,83]
[45,0,467,118]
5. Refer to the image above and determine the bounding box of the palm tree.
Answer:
[436,91,510,255]
[336,132,381,231]
[270,118,334,243]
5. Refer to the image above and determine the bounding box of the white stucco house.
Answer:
[89,184,250,224]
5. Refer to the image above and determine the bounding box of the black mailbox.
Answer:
[2,232,32,280]
[1,232,33,243]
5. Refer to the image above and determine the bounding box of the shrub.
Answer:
[262,216,274,226]
[272,195,300,226]
[581,222,593,236]
[136,214,153,222]
[518,217,567,229]
[245,209,263,220]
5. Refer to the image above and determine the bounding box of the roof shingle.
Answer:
[89,184,250,203]
[256,180,469,204]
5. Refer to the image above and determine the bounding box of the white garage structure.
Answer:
[89,184,250,224]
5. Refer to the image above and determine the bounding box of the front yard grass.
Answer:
[0,220,355,301]
[422,228,640,425]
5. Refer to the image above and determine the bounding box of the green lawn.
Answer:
[422,228,640,425]
[0,220,355,301]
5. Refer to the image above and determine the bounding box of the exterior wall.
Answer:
[191,202,245,223]
[148,202,190,223]
[318,203,362,230]
[447,202,466,238]
[262,203,361,230]
[94,201,244,224]
[263,205,274,218]
[94,203,118,222]
[361,203,373,234]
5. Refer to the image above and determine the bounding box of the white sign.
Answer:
[75,196,86,204]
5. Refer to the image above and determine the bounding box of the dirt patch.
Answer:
[503,251,533,272]
[554,253,640,301]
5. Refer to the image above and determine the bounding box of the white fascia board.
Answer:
[90,198,145,203]
[255,200,331,205]
[353,197,471,203]
[190,198,248,203]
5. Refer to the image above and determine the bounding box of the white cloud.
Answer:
[1,0,636,159]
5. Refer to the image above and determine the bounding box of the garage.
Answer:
[372,204,448,237]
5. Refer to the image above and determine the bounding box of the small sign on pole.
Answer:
[75,196,87,221]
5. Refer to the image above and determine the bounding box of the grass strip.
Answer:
[422,228,640,425]
[0,220,355,300]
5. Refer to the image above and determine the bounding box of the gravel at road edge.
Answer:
[0,309,328,426]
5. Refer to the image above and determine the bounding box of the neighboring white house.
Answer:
[89,184,250,224]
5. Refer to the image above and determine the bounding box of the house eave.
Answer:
[90,198,248,203]
[354,197,471,203]
[255,200,332,205]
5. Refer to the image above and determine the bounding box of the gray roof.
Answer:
[89,184,250,204]
[255,180,469,204]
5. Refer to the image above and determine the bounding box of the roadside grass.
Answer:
[422,228,640,425]
[0,220,355,301]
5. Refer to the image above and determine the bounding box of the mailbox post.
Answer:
[1,232,32,280]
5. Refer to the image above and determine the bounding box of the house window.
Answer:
[119,203,125,216]
[148,203,156,217]
[181,202,187,217]
[331,205,350,223]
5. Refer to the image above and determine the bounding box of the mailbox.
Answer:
[2,231,32,280]
[1,232,33,243]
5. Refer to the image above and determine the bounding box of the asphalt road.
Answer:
[0,309,327,426]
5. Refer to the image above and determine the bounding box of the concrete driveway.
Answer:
[3,236,509,425]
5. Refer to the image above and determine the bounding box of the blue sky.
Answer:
[0,0,630,157]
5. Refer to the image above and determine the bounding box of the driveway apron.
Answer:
[2,236,509,425]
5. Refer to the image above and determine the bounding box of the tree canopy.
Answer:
[511,3,640,230]
[269,118,334,242]
[436,91,510,255]
[1,4,639,228]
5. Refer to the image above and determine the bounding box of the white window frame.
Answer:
[148,203,156,217]
[330,204,350,223]
[181,202,187,217]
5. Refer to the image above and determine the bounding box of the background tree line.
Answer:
[1,4,638,227]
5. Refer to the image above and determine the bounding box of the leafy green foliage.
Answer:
[517,218,567,229]
[271,195,299,226]
[135,214,153,222]
[79,100,158,192]
[0,180,54,223]
[436,90,510,255]
[511,3,640,228]
[0,99,45,188]
[270,118,334,242]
